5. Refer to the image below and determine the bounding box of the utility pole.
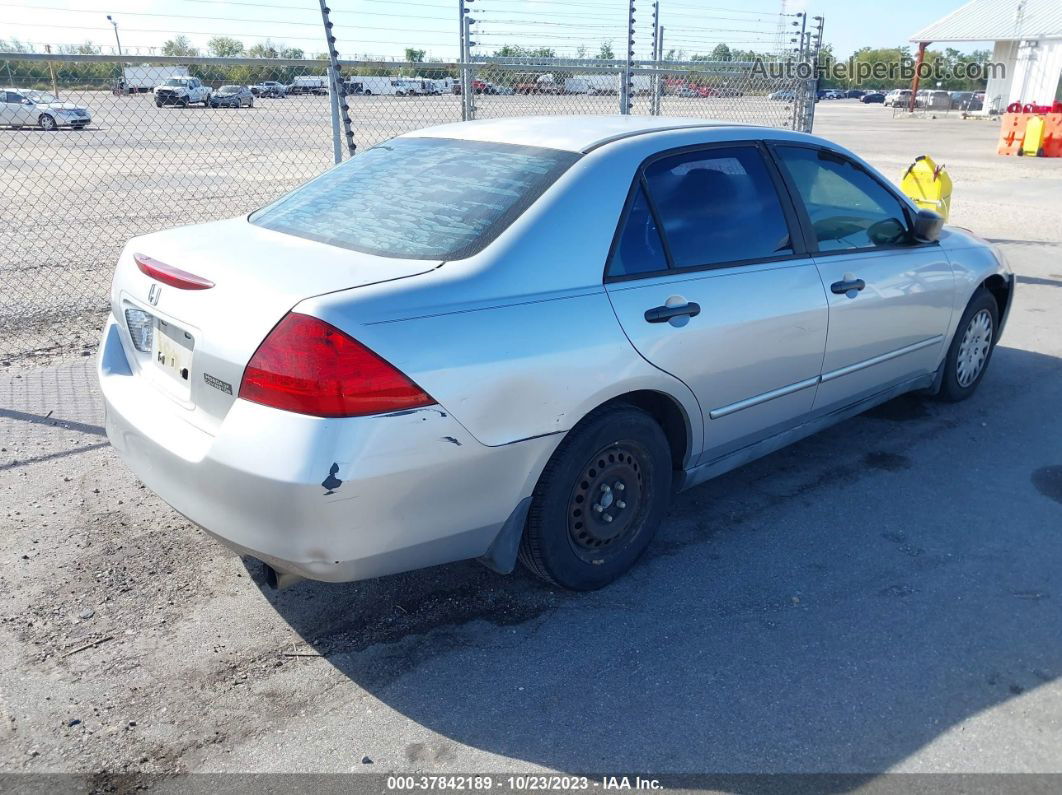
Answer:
[622,0,636,114]
[318,0,356,156]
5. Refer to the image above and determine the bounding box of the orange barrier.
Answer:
[997,113,1028,155]
[1042,113,1062,158]
[999,111,1062,157]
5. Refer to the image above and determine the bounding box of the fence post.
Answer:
[806,16,824,131]
[458,0,468,121]
[650,3,660,115]
[317,0,355,155]
[463,15,476,120]
[621,0,636,114]
[328,65,343,165]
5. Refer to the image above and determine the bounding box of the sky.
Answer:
[1,0,987,61]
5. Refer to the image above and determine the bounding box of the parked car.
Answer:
[845,89,865,99]
[861,91,886,104]
[884,89,912,107]
[99,116,1013,592]
[154,77,212,107]
[963,93,985,112]
[452,79,492,95]
[0,88,91,130]
[122,66,188,94]
[290,75,329,95]
[707,86,743,98]
[917,90,952,110]
[251,81,287,98]
[210,85,254,108]
[768,89,795,100]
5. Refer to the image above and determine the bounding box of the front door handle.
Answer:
[645,302,701,323]
[831,278,866,295]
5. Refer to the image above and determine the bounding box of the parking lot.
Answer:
[2,102,1062,779]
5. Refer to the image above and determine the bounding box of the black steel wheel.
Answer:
[566,441,648,565]
[519,404,672,590]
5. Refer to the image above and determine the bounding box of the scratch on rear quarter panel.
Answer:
[442,436,462,446]
[380,407,448,418]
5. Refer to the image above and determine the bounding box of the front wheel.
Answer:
[38,114,58,131]
[519,405,672,590]
[938,290,999,402]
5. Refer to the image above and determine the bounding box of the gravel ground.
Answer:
[1,103,1062,781]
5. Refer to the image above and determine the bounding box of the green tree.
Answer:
[162,35,199,57]
[711,43,732,62]
[280,47,304,59]
[208,36,244,57]
[247,39,281,59]
[492,44,555,58]
[597,41,615,60]
[404,48,426,63]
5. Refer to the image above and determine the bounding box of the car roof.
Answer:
[399,115,758,154]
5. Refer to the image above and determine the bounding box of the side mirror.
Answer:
[911,209,943,243]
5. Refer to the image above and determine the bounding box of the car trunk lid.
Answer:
[110,217,440,434]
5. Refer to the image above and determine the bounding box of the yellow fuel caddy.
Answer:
[900,155,952,221]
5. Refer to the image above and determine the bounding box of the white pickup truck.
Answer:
[154,77,212,107]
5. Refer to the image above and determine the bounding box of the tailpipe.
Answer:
[262,562,304,590]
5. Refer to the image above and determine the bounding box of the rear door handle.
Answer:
[831,278,866,295]
[644,302,701,323]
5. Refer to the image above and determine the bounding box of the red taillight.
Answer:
[134,253,215,290]
[238,313,435,418]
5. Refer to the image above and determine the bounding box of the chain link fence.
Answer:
[1,51,815,367]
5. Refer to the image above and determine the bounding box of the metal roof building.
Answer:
[910,0,1062,112]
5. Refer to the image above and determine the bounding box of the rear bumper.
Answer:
[97,317,559,582]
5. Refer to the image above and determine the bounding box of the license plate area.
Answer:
[152,319,195,393]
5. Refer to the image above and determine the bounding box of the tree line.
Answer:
[2,36,991,93]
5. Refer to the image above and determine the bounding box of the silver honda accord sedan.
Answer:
[99,115,1013,591]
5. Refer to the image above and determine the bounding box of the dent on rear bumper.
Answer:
[98,318,560,582]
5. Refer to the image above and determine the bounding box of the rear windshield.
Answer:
[249,137,579,260]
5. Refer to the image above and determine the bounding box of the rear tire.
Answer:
[519,405,672,590]
[937,289,999,402]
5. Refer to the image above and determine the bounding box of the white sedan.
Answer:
[0,88,91,130]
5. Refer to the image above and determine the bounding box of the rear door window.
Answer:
[251,137,579,260]
[642,146,794,269]
[609,185,668,277]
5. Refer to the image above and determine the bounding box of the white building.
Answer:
[910,0,1062,112]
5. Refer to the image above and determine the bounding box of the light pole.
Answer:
[107,15,124,96]
[106,15,123,57]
